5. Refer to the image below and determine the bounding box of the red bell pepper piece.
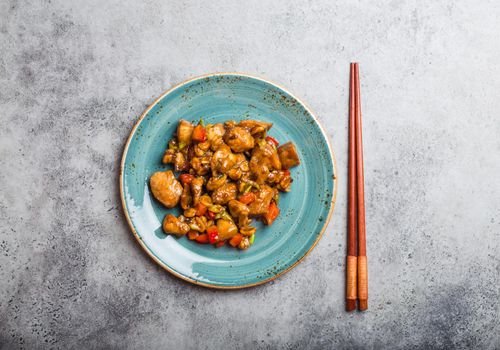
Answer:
[229,234,243,247]
[263,201,280,225]
[206,226,219,244]
[238,192,256,205]
[195,203,207,216]
[195,234,209,244]
[192,125,207,142]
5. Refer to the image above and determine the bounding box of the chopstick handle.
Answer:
[346,255,357,310]
[358,255,368,310]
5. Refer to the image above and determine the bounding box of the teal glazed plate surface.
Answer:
[120,73,337,289]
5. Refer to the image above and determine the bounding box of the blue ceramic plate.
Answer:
[120,73,337,289]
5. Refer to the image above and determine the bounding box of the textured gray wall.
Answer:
[1,0,499,349]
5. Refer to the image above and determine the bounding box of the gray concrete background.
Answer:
[1,0,499,349]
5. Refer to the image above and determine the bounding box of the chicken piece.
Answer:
[177,120,194,145]
[228,199,250,227]
[180,183,192,210]
[174,152,189,172]
[210,144,236,176]
[223,127,255,153]
[206,174,227,191]
[248,185,275,216]
[238,120,273,134]
[206,123,225,151]
[216,219,238,241]
[226,154,248,180]
[150,170,183,208]
[163,214,190,236]
[249,142,281,183]
[211,183,237,205]
[278,142,300,169]
[162,149,175,164]
[190,156,210,176]
[190,177,204,205]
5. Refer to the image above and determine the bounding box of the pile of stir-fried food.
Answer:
[150,119,300,250]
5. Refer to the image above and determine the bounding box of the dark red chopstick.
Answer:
[354,63,368,311]
[346,63,358,311]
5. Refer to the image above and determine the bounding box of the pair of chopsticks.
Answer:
[346,63,368,312]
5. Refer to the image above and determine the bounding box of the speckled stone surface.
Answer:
[1,1,499,349]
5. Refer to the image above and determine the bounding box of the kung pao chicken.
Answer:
[150,119,300,249]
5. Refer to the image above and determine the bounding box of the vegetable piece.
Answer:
[195,203,207,216]
[206,210,216,220]
[229,234,243,247]
[249,234,255,245]
[206,226,219,244]
[216,219,238,240]
[179,173,194,184]
[265,136,279,147]
[263,201,280,225]
[215,241,226,248]
[238,192,256,204]
[192,124,207,142]
[195,234,209,244]
[150,170,183,208]
[187,230,199,240]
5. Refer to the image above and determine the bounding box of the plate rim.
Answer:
[120,72,338,289]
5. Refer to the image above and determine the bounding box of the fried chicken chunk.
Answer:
[150,170,182,208]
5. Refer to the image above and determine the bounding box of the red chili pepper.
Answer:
[179,173,194,184]
[215,241,226,248]
[192,125,207,142]
[206,210,216,220]
[265,136,279,147]
[284,169,291,176]
[206,226,219,244]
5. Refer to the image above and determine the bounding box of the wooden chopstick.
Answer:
[346,63,358,312]
[354,63,368,311]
